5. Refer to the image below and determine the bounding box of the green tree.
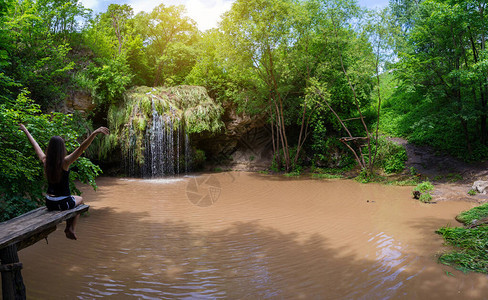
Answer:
[389,0,488,159]
[35,0,89,42]
[134,4,199,86]
[2,0,90,109]
[188,0,377,172]
[78,5,136,108]
[105,4,133,54]
[185,29,232,101]
[219,0,308,171]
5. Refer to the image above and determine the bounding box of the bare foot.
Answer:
[64,228,77,240]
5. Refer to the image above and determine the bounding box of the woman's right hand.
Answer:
[94,127,110,135]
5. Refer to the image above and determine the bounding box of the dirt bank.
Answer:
[391,137,488,203]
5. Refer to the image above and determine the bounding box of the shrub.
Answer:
[374,137,408,174]
[413,181,434,193]
[419,193,432,203]
[412,181,434,203]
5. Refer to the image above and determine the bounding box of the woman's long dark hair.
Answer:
[45,136,67,183]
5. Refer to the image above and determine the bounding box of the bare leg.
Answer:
[65,196,83,240]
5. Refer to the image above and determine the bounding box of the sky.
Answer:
[79,0,389,31]
[79,0,234,31]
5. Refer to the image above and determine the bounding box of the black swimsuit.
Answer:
[45,169,75,211]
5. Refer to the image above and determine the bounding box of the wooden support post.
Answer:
[0,244,26,300]
[0,204,89,298]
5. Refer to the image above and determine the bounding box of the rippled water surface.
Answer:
[18,172,488,299]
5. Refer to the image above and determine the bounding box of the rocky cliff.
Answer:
[194,103,273,171]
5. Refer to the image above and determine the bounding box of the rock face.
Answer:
[472,181,488,194]
[65,91,96,113]
[194,104,273,171]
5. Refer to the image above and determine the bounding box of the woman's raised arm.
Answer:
[19,124,46,163]
[64,127,109,167]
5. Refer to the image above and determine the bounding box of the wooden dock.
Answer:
[0,204,89,299]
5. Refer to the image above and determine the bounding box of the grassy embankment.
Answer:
[436,203,488,273]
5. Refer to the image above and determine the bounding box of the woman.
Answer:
[20,124,109,240]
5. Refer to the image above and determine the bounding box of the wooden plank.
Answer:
[16,226,56,252]
[0,205,89,250]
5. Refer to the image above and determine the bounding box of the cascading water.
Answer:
[125,96,193,178]
[114,86,222,178]
[185,132,191,174]
[124,123,137,177]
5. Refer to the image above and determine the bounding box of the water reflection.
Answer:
[17,172,488,299]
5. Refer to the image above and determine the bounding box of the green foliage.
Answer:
[184,29,233,103]
[374,137,407,174]
[413,181,434,193]
[311,165,351,179]
[271,146,304,173]
[355,169,385,183]
[0,91,102,221]
[385,0,488,161]
[436,226,488,273]
[1,0,88,109]
[0,195,40,224]
[193,149,206,170]
[412,181,434,202]
[444,173,463,183]
[383,149,407,173]
[78,56,133,107]
[468,189,477,196]
[436,204,488,273]
[195,0,379,172]
[134,3,199,87]
[173,86,224,134]
[311,173,343,179]
[456,203,488,225]
[418,193,432,203]
[387,179,419,186]
[284,171,301,177]
[70,157,102,195]
[409,167,418,176]
[309,127,355,169]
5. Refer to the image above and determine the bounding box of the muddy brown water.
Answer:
[16,172,488,299]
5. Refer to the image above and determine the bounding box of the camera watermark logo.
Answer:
[186,175,221,207]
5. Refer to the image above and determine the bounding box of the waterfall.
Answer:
[185,132,191,173]
[125,97,191,178]
[177,122,181,175]
[124,123,137,177]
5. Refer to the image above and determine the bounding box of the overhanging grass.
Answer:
[436,203,488,274]
[436,226,488,274]
[455,202,488,225]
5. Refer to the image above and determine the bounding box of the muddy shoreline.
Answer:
[388,137,488,203]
